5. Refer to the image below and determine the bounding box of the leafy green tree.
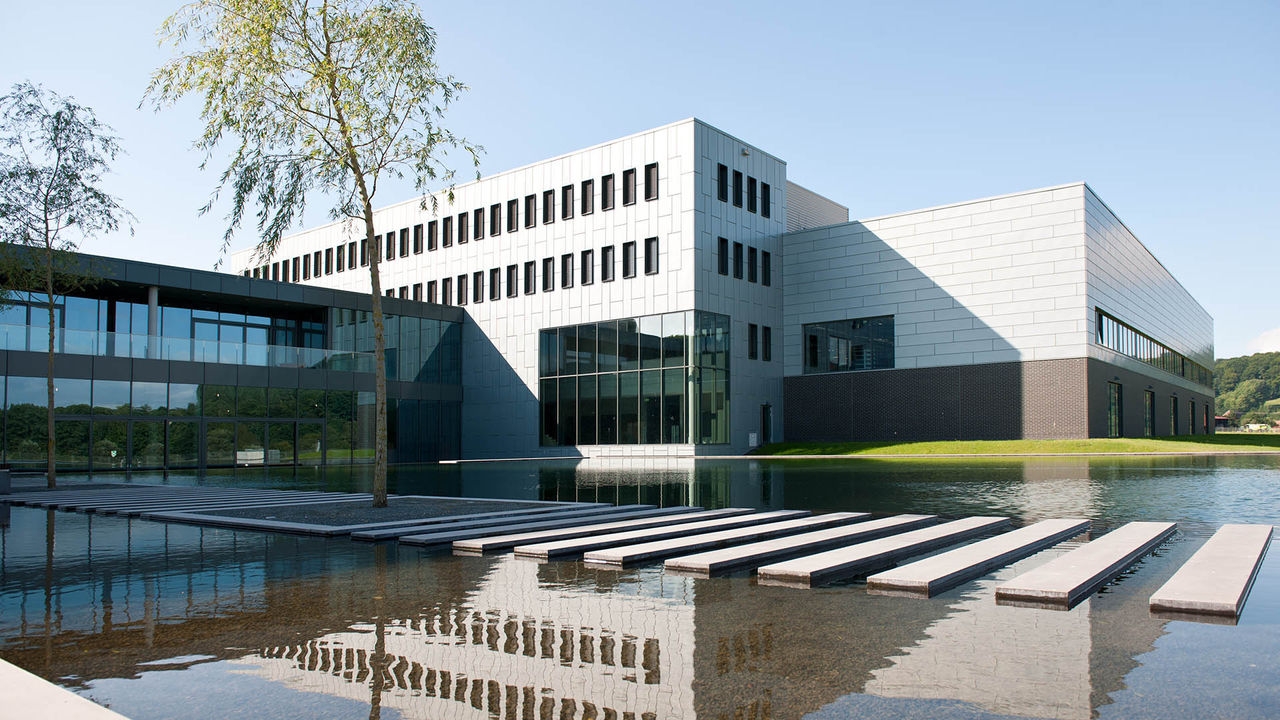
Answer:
[147,0,478,507]
[1215,352,1280,417]
[0,82,133,487]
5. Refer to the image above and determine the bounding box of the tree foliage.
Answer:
[1215,351,1280,420]
[0,81,132,487]
[147,0,479,506]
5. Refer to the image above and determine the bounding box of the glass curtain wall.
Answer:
[802,315,895,374]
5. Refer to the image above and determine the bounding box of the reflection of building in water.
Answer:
[534,458,784,512]
[236,556,695,719]
[1014,458,1100,522]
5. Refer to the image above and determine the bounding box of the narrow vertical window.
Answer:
[398,286,408,299]
[761,183,771,218]
[457,212,468,244]
[733,242,743,279]
[507,199,519,232]
[644,162,658,201]
[473,270,484,303]
[748,323,759,360]
[747,177,757,213]
[348,242,357,268]
[489,268,501,300]
[441,277,451,305]
[581,249,594,285]
[324,248,333,274]
[622,241,636,278]
[506,264,518,297]
[747,246,757,283]
[490,203,502,236]
[1108,382,1123,437]
[314,250,322,275]
[413,224,424,254]
[385,233,394,261]
[293,256,301,279]
[427,220,438,251]
[473,208,484,240]
[762,326,772,361]
[622,168,636,205]
[562,184,574,220]
[732,170,743,207]
[412,283,423,301]
[581,178,594,215]
[360,239,368,266]
[718,237,729,275]
[542,257,555,292]
[542,189,555,224]
[601,174,615,210]
[271,262,279,281]
[644,237,659,275]
[335,246,344,272]
[524,260,536,294]
[442,216,453,247]
[524,194,536,228]
[561,253,574,288]
[399,227,409,256]
[427,280,437,303]
[601,245,615,282]
[717,163,728,202]
[762,251,772,286]
[456,274,467,305]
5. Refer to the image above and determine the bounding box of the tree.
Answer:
[147,0,479,506]
[0,82,133,488]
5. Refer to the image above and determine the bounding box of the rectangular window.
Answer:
[1144,390,1155,437]
[412,283,423,302]
[747,246,757,282]
[490,203,502,236]
[733,242,743,279]
[732,170,743,207]
[542,257,555,292]
[379,233,389,261]
[324,248,333,274]
[293,256,301,278]
[601,174,615,210]
[644,162,658,201]
[427,280,437,303]
[398,285,408,299]
[1170,397,1179,435]
[386,289,394,297]
[1107,382,1123,437]
[490,268,501,301]
[602,245,615,282]
[399,227,409,256]
[748,323,759,360]
[718,237,729,275]
[334,249,343,273]
[543,189,555,224]
[644,237,659,275]
[802,315,896,373]
[457,212,469,244]
[359,239,368,266]
[456,274,467,305]
[561,253,574,289]
[762,326,772,361]
[525,194,536,228]
[747,177,758,213]
[717,163,728,202]
[622,168,636,206]
[581,179,594,215]
[442,216,453,247]
[272,262,280,281]
[413,224,424,254]
[427,220,438,251]
[1189,400,1196,435]
[473,270,484,303]
[506,264,518,298]
[507,198,519,232]
[581,249,594,285]
[314,250,322,275]
[524,260,536,295]
[473,208,484,240]
[441,277,451,306]
[761,182,771,218]
[762,251,772,286]
[302,256,311,280]
[622,241,636,278]
[562,184,574,220]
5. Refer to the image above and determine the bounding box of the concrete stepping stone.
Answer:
[581,512,870,567]
[396,505,690,548]
[513,510,813,560]
[758,516,1011,588]
[353,504,661,542]
[1149,523,1273,618]
[995,520,1177,608]
[866,518,1091,597]
[455,508,755,554]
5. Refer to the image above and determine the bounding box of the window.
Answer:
[360,238,368,266]
[602,245,615,282]
[473,208,484,240]
[601,174,615,210]
[733,242,743,279]
[1108,382,1123,438]
[524,260,536,295]
[762,251,772,286]
[292,256,301,279]
[1170,397,1179,435]
[457,212,468,244]
[762,326,772,361]
[581,179,594,215]
[399,286,408,299]
[562,185,574,220]
[644,237,659,275]
[543,189,555,224]
[441,277,451,306]
[622,241,636,278]
[324,248,333,275]
[525,194,536,228]
[473,271,484,303]
[542,257,555,292]
[442,216,453,247]
[717,163,728,202]
[1189,400,1196,435]
[303,256,311,280]
[748,323,758,360]
[747,246,757,282]
[644,162,659,201]
[622,168,636,205]
[314,250,322,275]
[489,203,502,236]
[413,224,424,254]
[561,253,574,288]
[386,289,394,297]
[412,283,423,301]
[335,247,344,272]
[718,237,729,275]
[802,316,895,373]
[507,199,519,233]
[456,274,467,305]
[1144,390,1155,437]
[506,264,518,298]
[385,233,394,261]
[427,220,438,251]
[348,242,357,269]
[490,268,501,301]
[1095,308,1212,389]
[272,262,280,281]
[399,227,409,257]
[747,177,757,213]
[761,182,771,218]
[581,249,594,285]
[732,170,743,207]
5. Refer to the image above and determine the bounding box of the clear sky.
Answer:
[2,1,1276,358]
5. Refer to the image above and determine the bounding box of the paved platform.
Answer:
[1149,523,1273,618]
[452,508,750,554]
[512,510,811,560]
[664,514,938,576]
[757,516,1011,588]
[866,518,1091,597]
[397,505,698,549]
[581,512,869,567]
[354,504,665,542]
[0,657,130,719]
[995,521,1177,609]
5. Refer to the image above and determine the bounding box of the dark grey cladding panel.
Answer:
[220,274,253,298]
[168,361,204,384]
[268,366,300,388]
[237,365,269,386]
[323,370,355,391]
[132,358,170,382]
[299,369,330,390]
[54,353,94,379]
[124,262,161,285]
[84,256,128,283]
[273,283,309,305]
[157,266,193,290]
[0,352,6,374]
[301,286,338,308]
[91,355,133,381]
[203,364,237,385]
[352,373,375,393]
[189,271,222,294]
[6,352,46,377]
[248,278,279,300]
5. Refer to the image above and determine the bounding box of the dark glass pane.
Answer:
[558,376,577,446]
[578,375,597,445]
[299,388,326,419]
[559,326,577,377]
[168,384,199,416]
[92,419,128,469]
[639,315,662,370]
[202,385,236,417]
[237,386,267,417]
[663,367,686,444]
[57,420,90,470]
[540,329,558,377]
[92,379,130,415]
[130,421,165,468]
[641,370,662,444]
[662,312,687,368]
[206,421,236,465]
[618,320,639,372]
[540,378,558,446]
[597,322,618,373]
[268,387,297,418]
[167,420,199,467]
[55,378,92,414]
[597,373,617,445]
[576,324,597,374]
[132,381,168,415]
[619,372,639,444]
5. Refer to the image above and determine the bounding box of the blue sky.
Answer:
[2,1,1276,358]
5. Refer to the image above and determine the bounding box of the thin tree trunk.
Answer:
[44,248,56,489]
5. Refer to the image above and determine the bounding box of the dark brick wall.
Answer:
[1085,358,1215,437]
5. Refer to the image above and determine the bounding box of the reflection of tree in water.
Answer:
[369,543,388,720]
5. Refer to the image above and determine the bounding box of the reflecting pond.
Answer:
[2,455,1278,719]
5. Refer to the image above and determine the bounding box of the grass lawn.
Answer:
[754,433,1280,456]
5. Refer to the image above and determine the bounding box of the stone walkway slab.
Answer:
[0,658,130,719]
[758,516,1011,588]
[664,514,938,577]
[453,508,751,554]
[995,521,1177,609]
[867,518,1091,597]
[514,510,814,560]
[354,504,660,542]
[1149,523,1273,618]
[582,512,870,567]
[397,505,690,548]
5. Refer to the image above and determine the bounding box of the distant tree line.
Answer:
[1215,351,1280,424]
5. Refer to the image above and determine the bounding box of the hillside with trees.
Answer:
[1215,351,1280,423]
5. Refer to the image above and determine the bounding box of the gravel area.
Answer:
[205,496,557,526]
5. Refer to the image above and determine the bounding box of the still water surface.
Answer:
[2,455,1278,719]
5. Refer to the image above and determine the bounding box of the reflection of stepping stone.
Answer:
[1150,523,1273,619]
